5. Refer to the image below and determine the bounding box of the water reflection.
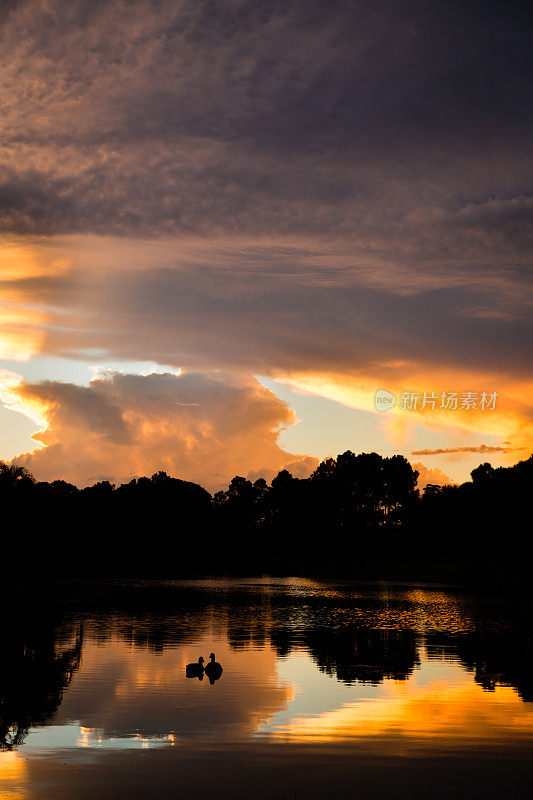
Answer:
[266,652,533,746]
[1,580,533,798]
[0,620,83,751]
[56,633,292,744]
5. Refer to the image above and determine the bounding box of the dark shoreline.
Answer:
[3,453,532,595]
[9,554,533,602]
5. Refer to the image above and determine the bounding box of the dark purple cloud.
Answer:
[0,0,531,249]
[6,246,531,380]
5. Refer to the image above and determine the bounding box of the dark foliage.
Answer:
[414,456,533,557]
[1,452,532,579]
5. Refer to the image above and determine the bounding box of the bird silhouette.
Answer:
[204,652,223,684]
[185,656,205,678]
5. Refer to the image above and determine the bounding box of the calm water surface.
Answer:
[1,579,533,799]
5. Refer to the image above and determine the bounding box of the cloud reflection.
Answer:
[53,635,294,745]
[267,654,533,748]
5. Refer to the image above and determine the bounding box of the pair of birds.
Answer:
[186,652,223,683]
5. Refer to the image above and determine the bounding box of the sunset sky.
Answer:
[0,0,531,490]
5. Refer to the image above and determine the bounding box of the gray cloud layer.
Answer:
[2,2,531,371]
[6,238,530,381]
[1,0,532,471]
[1,0,531,264]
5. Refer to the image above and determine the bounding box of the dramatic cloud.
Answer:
[2,237,533,479]
[2,236,532,382]
[0,0,531,261]
[0,0,532,481]
[4,371,316,489]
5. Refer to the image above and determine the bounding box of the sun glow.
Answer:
[0,240,71,362]
[0,370,49,433]
[270,369,533,466]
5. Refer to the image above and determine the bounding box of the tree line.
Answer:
[2,451,532,580]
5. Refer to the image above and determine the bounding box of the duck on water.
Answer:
[205,653,223,684]
[185,656,205,678]
[185,654,223,683]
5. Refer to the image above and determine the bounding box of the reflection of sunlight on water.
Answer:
[259,651,533,746]
[76,726,175,750]
[18,723,175,752]
[0,751,28,800]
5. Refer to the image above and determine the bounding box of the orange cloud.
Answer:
[0,237,532,485]
[0,0,532,487]
[272,679,533,747]
[272,367,533,471]
[0,240,70,361]
[3,371,314,490]
[411,445,510,456]
[411,462,454,489]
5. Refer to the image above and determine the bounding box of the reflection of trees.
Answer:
[3,583,533,753]
[0,622,83,750]
[227,619,268,651]
[111,616,208,653]
[427,629,533,702]
[302,627,420,685]
[223,592,533,699]
[80,588,422,690]
[81,583,218,653]
[223,593,421,685]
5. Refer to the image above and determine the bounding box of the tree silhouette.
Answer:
[0,452,531,581]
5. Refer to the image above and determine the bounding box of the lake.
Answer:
[1,578,532,799]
